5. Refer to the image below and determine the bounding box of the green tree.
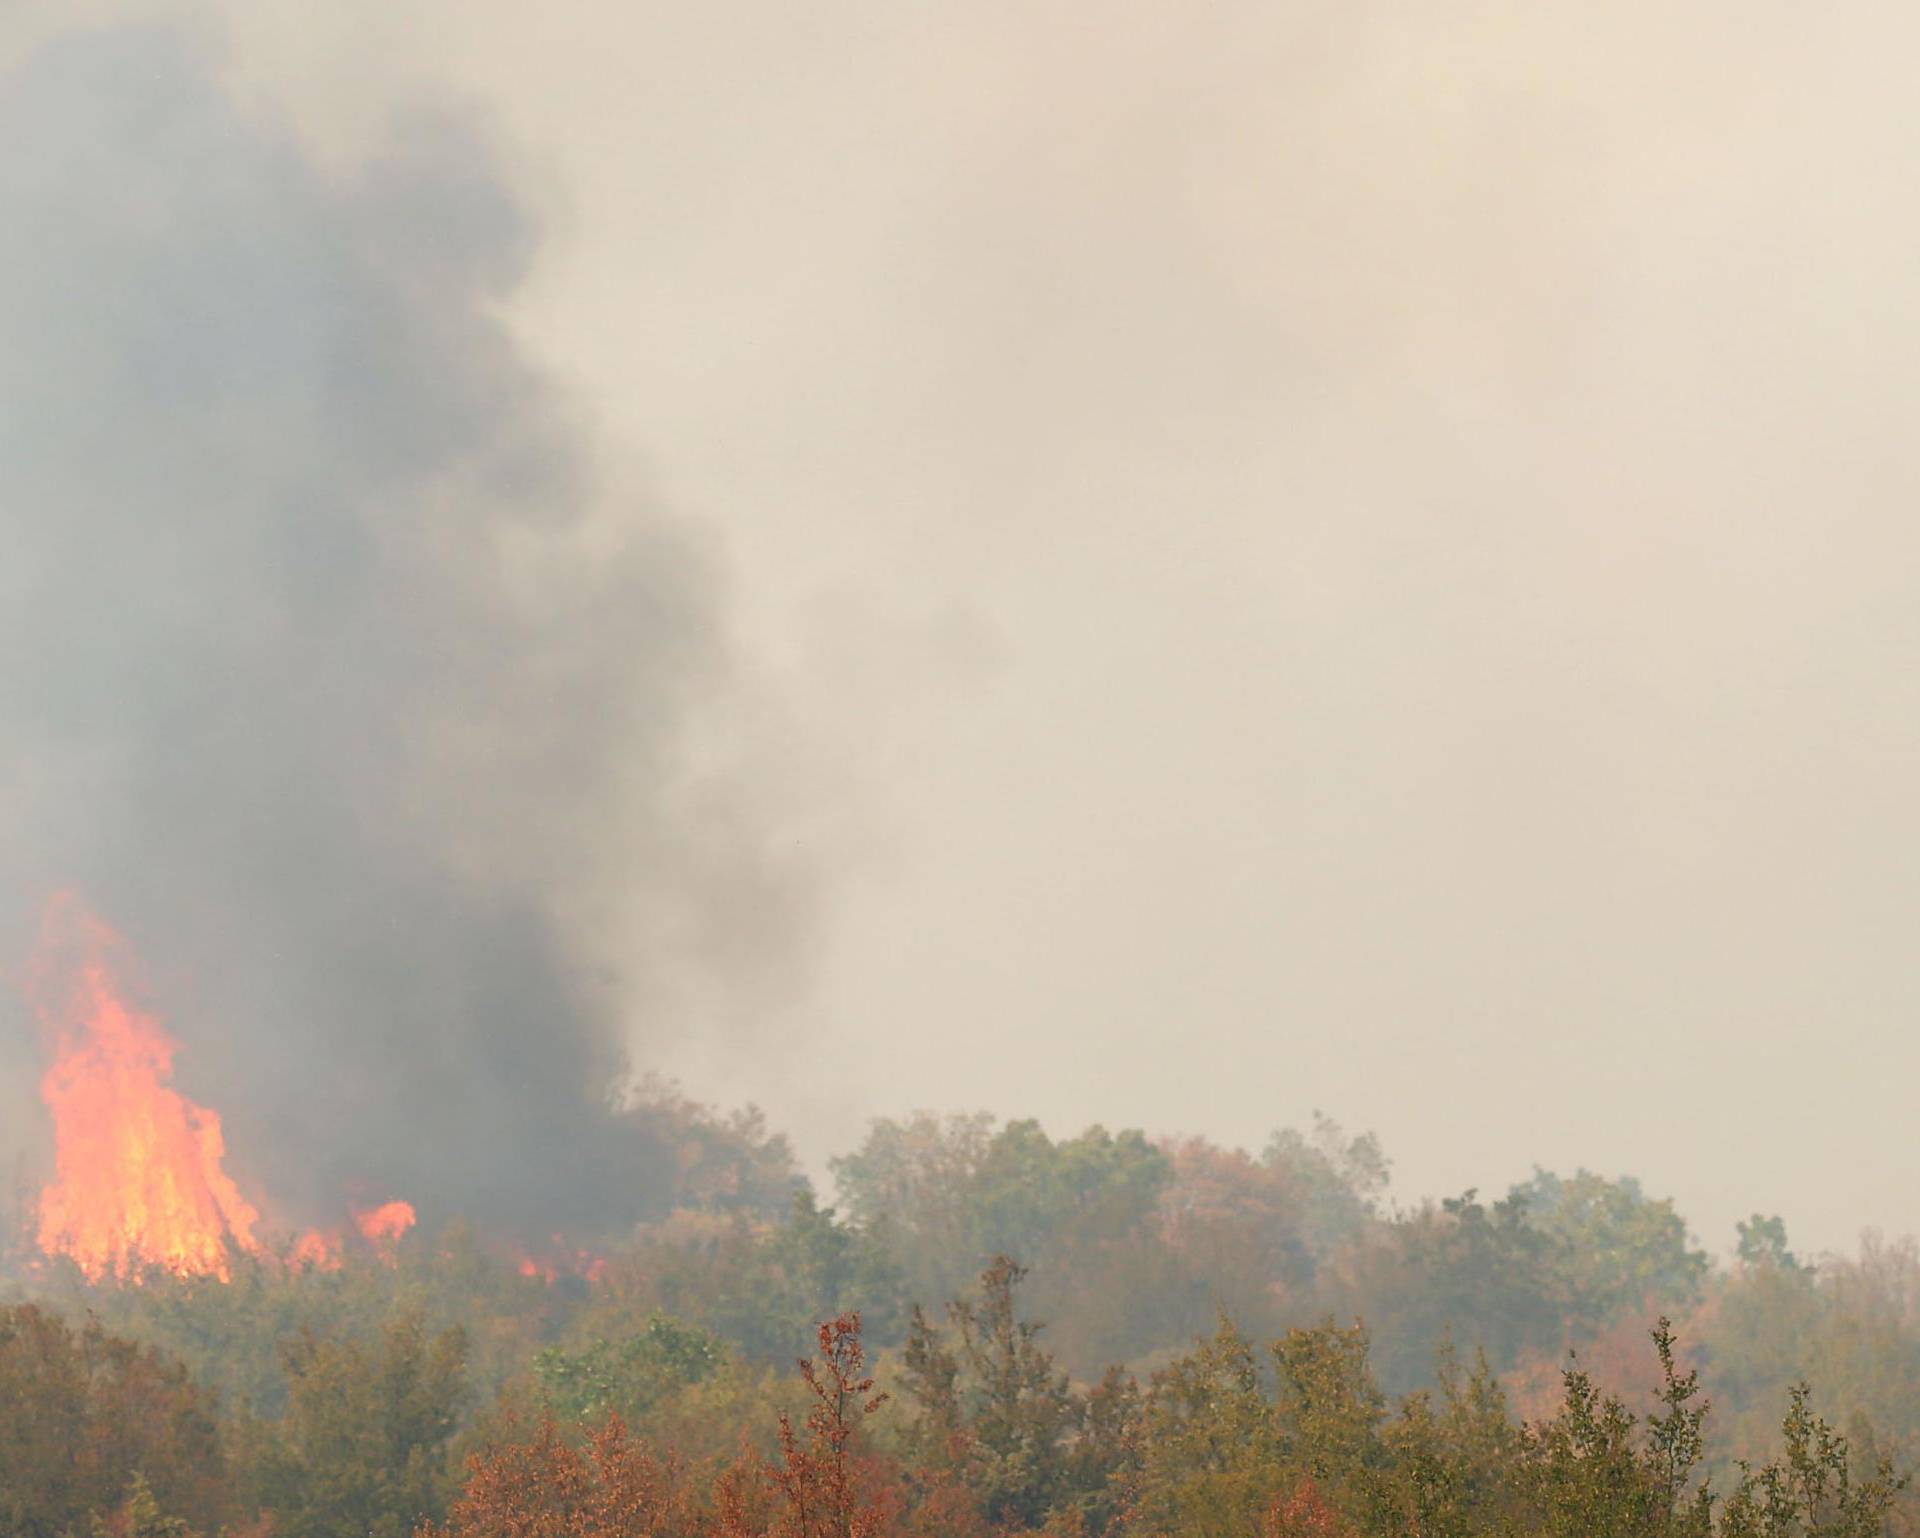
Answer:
[1376,1341,1523,1538]
[244,1308,467,1538]
[1718,1382,1905,1538]
[89,1473,194,1538]
[1737,1217,1802,1274]
[899,1256,1081,1531]
[833,1115,1170,1314]
[1516,1319,1713,1538]
[1130,1317,1282,1538]
[534,1312,726,1425]
[1260,1115,1390,1260]
[1511,1169,1710,1327]
[1272,1321,1387,1507]
[1343,1191,1563,1393]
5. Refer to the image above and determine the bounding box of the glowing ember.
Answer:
[512,1240,606,1286]
[352,1199,417,1246]
[31,894,262,1281]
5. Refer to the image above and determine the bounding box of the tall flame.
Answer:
[31,894,263,1281]
[352,1199,417,1247]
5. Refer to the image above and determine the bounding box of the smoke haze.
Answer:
[0,23,805,1233]
[6,1,1920,1258]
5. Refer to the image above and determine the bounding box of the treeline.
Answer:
[425,1285,1909,1538]
[5,1106,1920,1535]
[2,1271,1907,1537]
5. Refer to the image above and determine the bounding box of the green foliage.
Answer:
[1122,1312,1901,1538]
[601,1193,904,1366]
[1693,1234,1829,1467]
[1272,1320,1387,1493]
[1718,1384,1905,1538]
[1738,1216,1803,1274]
[839,1114,1393,1377]
[1259,1115,1390,1258]
[1131,1317,1281,1538]
[1512,1169,1711,1326]
[240,1307,468,1538]
[33,1221,551,1421]
[1515,1318,1714,1538]
[832,1115,1170,1314]
[898,1256,1084,1531]
[12,1108,1920,1536]
[1375,1342,1523,1538]
[534,1312,725,1423]
[1343,1190,1565,1393]
[89,1473,193,1538]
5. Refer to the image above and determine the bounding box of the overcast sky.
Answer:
[9,0,1920,1257]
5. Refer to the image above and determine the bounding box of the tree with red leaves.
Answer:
[1261,1479,1357,1538]
[427,1312,902,1538]
[0,1304,226,1538]
[749,1313,894,1538]
[420,1412,701,1538]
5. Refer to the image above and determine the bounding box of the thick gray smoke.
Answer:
[0,25,799,1235]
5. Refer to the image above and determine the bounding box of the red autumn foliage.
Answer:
[0,1303,227,1537]
[1262,1479,1357,1538]
[721,1313,897,1538]
[1502,1304,1698,1425]
[421,1412,702,1538]
[426,1313,906,1538]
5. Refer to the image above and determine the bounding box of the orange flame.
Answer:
[291,1228,343,1271]
[31,894,262,1281]
[352,1199,416,1247]
[512,1238,607,1286]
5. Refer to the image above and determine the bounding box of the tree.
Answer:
[1376,1340,1523,1538]
[1339,1191,1563,1393]
[594,1193,903,1367]
[1516,1321,1711,1538]
[89,1473,195,1538]
[899,1257,1081,1531]
[1272,1321,1387,1498]
[1510,1169,1709,1327]
[0,1303,226,1538]
[633,1078,811,1222]
[724,1313,895,1538]
[1155,1137,1318,1325]
[831,1115,1170,1318]
[831,1113,998,1303]
[1717,1383,1905,1538]
[246,1308,467,1538]
[534,1312,726,1425]
[1259,1116,1390,1260]
[1737,1217,1802,1275]
[1130,1318,1282,1538]
[1262,1479,1358,1538]
[421,1414,700,1538]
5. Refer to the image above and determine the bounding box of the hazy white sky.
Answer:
[13,0,1920,1256]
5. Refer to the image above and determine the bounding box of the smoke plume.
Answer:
[0,23,803,1236]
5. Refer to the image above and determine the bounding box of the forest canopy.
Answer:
[4,1102,1917,1536]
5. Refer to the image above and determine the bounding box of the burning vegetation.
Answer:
[27,893,421,1284]
[30,894,264,1282]
[6,908,1920,1536]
